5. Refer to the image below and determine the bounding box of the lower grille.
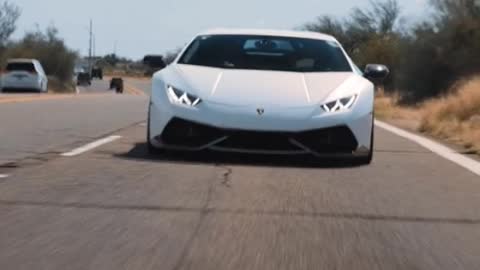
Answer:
[160,118,358,153]
[160,118,224,148]
[216,131,299,151]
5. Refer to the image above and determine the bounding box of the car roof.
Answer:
[198,28,337,42]
[7,58,38,64]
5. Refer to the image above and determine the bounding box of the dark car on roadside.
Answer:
[143,55,166,76]
[77,72,91,86]
[91,67,103,80]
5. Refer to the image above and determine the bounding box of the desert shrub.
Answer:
[302,0,402,91]
[419,76,480,151]
[302,0,480,102]
[4,26,78,83]
[47,76,75,93]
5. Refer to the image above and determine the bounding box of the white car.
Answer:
[1,59,48,93]
[148,29,389,164]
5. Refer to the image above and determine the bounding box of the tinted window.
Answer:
[178,35,352,72]
[6,63,36,72]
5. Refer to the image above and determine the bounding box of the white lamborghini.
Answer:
[147,29,389,164]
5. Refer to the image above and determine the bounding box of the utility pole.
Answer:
[88,19,93,72]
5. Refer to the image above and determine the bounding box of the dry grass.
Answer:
[376,76,480,154]
[374,89,422,130]
[419,77,480,153]
[47,76,75,93]
[375,91,419,119]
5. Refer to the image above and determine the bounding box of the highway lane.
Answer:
[0,79,480,269]
[77,79,112,93]
[0,80,148,165]
[125,77,152,96]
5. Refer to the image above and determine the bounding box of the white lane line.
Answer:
[61,136,122,157]
[375,120,480,176]
[138,123,147,127]
[0,174,9,179]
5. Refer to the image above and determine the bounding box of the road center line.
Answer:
[61,136,122,157]
[124,83,146,96]
[375,120,480,176]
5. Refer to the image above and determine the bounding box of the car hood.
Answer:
[170,64,359,107]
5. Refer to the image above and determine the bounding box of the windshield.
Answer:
[178,35,352,72]
[6,62,35,72]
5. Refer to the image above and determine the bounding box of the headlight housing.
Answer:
[321,94,358,113]
[167,85,202,107]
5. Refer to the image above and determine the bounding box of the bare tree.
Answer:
[302,0,401,54]
[374,0,401,33]
[303,16,345,37]
[0,1,20,45]
[346,0,400,35]
[430,0,479,20]
[302,16,349,48]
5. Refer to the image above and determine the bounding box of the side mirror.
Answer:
[364,64,390,81]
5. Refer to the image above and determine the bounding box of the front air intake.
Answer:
[294,126,358,154]
[161,118,225,148]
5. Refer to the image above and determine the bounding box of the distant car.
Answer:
[74,66,85,76]
[73,67,85,84]
[143,55,166,76]
[91,67,103,80]
[110,77,123,93]
[147,28,390,164]
[1,59,48,93]
[77,72,91,86]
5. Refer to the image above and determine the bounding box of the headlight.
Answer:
[166,85,202,107]
[321,94,358,113]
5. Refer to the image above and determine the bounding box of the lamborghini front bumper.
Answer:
[148,95,373,156]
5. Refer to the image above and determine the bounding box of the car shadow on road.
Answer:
[115,143,367,169]
[1,88,45,93]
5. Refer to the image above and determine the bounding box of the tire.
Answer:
[147,104,165,155]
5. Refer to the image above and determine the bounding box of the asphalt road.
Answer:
[0,79,479,270]
[0,80,147,165]
[124,77,152,96]
[77,79,112,93]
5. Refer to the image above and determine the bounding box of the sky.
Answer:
[12,0,428,60]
